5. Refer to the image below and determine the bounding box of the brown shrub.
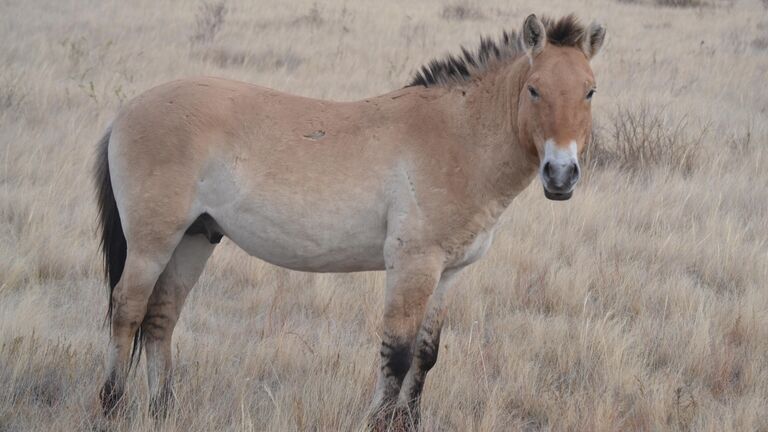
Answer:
[584,104,707,175]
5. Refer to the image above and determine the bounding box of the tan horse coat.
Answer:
[95,14,605,429]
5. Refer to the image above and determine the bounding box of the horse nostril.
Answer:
[543,161,553,179]
[570,163,580,181]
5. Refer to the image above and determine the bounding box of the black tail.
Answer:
[95,127,126,324]
[95,128,142,365]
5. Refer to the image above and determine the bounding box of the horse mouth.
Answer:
[543,188,573,201]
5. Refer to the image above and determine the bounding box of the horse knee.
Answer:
[416,339,439,372]
[110,259,167,334]
[416,328,441,372]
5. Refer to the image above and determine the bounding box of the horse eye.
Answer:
[586,89,596,100]
[528,85,540,99]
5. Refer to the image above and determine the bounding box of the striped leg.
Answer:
[369,253,443,430]
[144,234,216,418]
[398,269,461,424]
[100,246,176,416]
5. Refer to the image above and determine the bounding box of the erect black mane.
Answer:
[407,14,587,88]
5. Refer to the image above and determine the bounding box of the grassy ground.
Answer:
[1,0,767,430]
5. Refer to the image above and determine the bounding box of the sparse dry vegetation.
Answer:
[1,0,767,431]
[615,0,705,7]
[440,2,486,21]
[585,104,707,175]
[654,0,704,8]
[190,1,227,45]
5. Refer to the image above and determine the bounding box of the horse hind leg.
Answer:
[100,237,181,416]
[143,233,216,418]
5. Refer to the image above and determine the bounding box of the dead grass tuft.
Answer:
[655,0,704,7]
[751,36,768,51]
[0,78,26,113]
[440,3,485,21]
[291,3,324,27]
[190,1,227,44]
[585,104,707,175]
[1,336,89,410]
[196,47,303,71]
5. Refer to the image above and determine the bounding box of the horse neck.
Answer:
[459,59,538,211]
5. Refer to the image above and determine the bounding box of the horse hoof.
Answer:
[368,404,419,432]
[99,379,123,417]
[149,393,174,420]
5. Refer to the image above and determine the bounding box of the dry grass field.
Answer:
[1,0,768,430]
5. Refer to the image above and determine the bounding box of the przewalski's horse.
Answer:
[94,13,605,428]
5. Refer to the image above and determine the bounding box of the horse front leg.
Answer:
[397,269,461,425]
[368,251,444,430]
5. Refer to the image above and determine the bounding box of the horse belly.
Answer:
[208,194,388,273]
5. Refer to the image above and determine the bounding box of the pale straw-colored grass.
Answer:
[1,0,767,430]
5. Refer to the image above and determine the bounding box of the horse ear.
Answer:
[581,22,606,59]
[521,14,546,59]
